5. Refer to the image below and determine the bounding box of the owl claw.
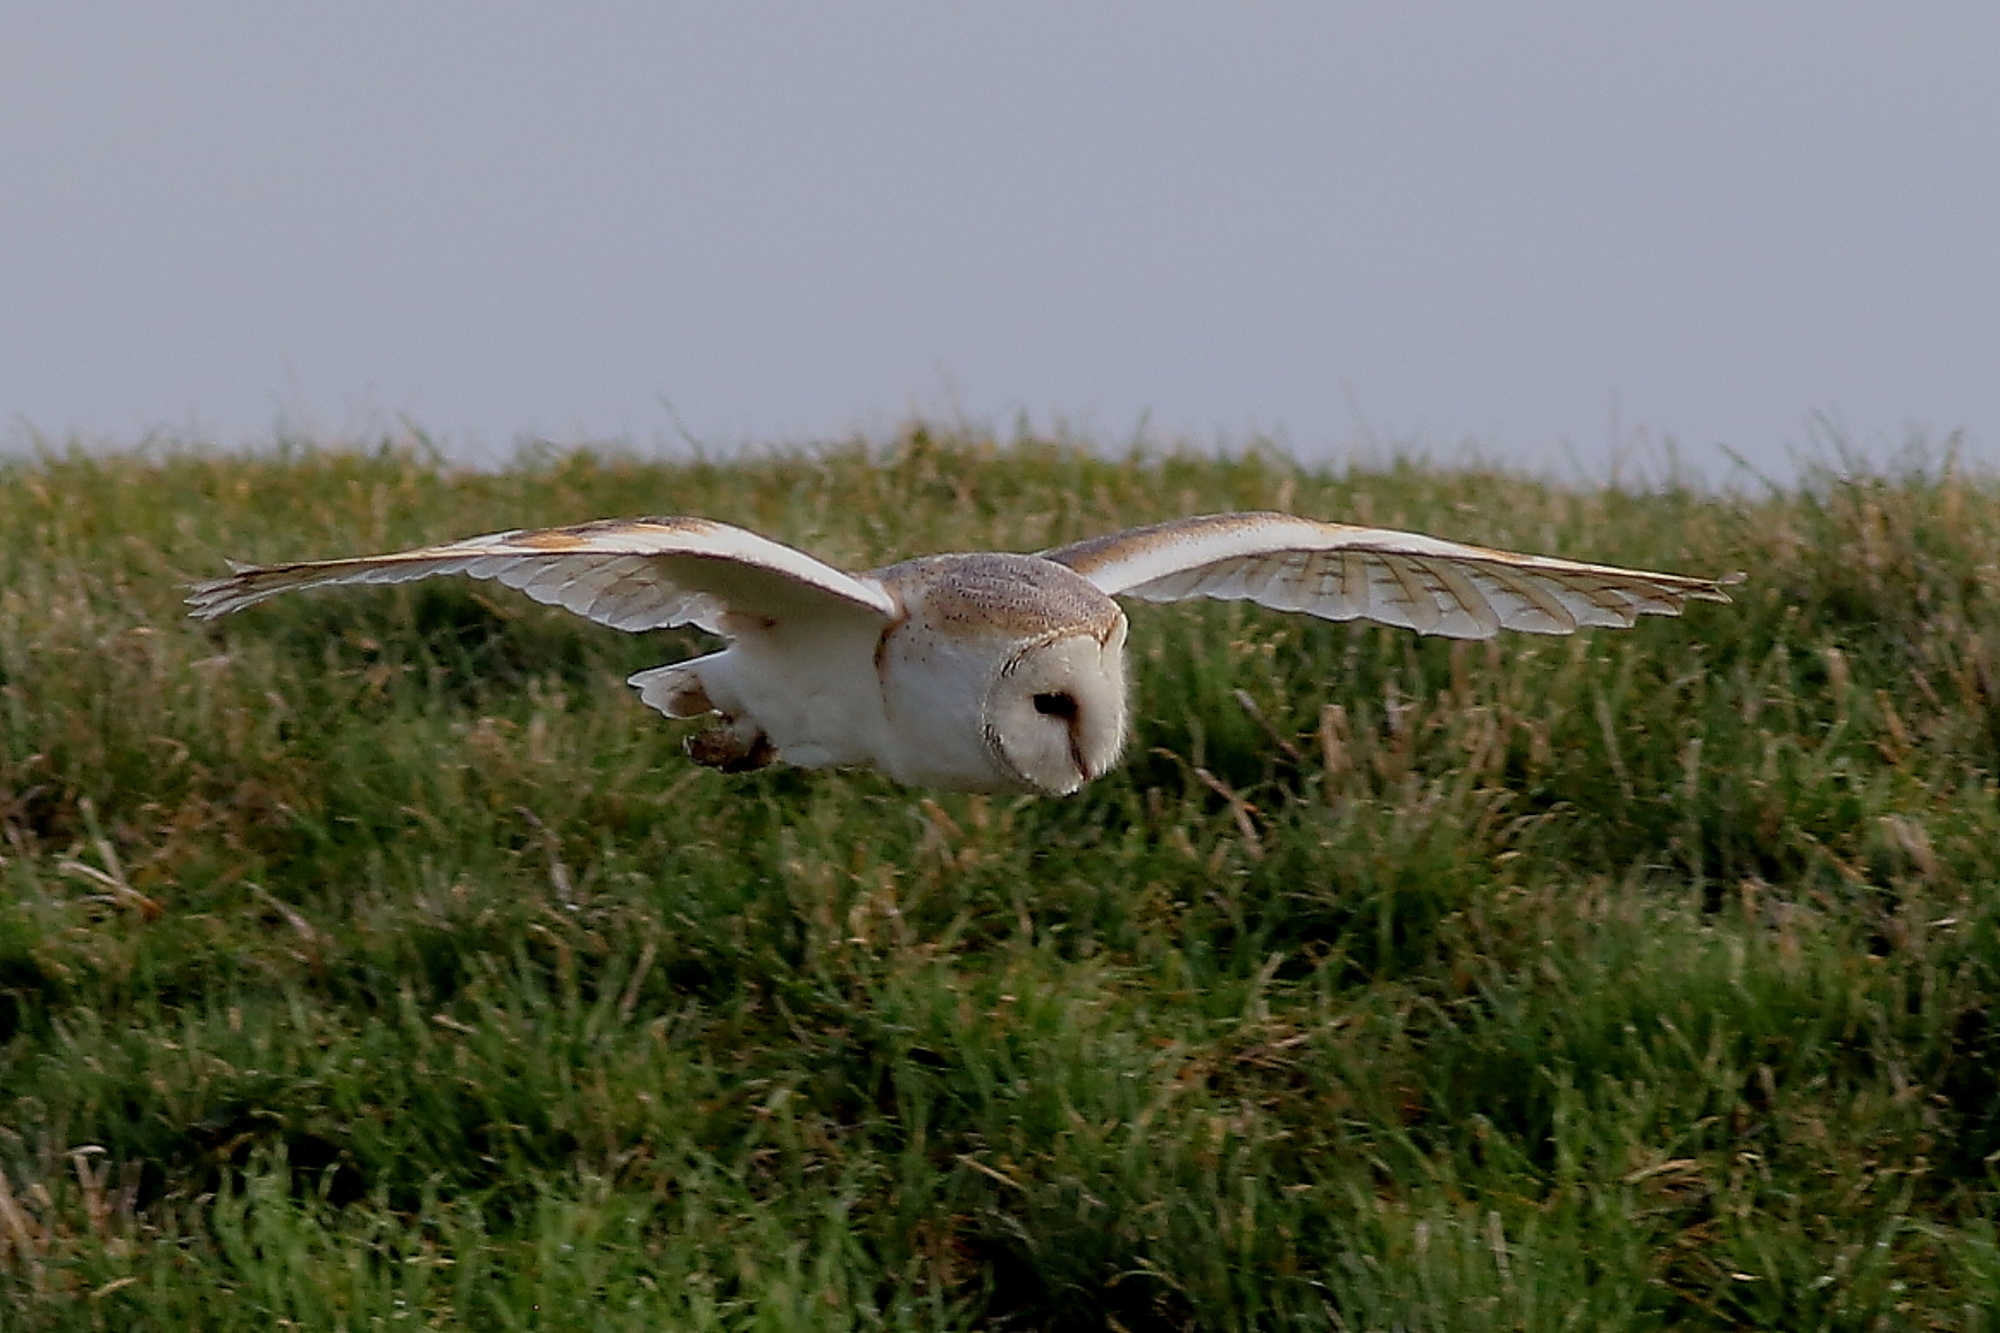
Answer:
[686,720,776,773]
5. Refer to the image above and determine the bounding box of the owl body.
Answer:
[188,511,1734,795]
[628,552,1130,793]
[629,617,887,774]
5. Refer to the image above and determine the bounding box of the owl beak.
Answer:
[1068,728,1094,786]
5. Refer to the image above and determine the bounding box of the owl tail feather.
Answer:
[628,660,718,719]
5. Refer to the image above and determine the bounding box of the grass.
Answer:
[2,423,1999,1329]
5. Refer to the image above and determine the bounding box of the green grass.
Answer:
[3,424,2000,1329]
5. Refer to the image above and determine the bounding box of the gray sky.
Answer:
[5,4,1996,480]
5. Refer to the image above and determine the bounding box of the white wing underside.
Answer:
[189,510,1731,644]
[1043,512,1734,639]
[185,517,896,634]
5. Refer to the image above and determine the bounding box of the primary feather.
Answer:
[185,516,897,633]
[1042,511,1733,639]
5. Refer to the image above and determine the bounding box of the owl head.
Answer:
[980,616,1130,794]
[871,552,1131,795]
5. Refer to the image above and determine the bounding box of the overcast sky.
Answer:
[4,5,1996,480]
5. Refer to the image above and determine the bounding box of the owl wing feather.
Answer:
[187,517,897,634]
[1042,512,1734,638]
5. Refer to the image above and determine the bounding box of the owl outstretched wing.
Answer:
[1042,511,1734,639]
[187,517,898,634]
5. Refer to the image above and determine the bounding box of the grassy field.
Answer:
[2,426,1998,1329]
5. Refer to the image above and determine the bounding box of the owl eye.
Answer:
[1031,691,1079,720]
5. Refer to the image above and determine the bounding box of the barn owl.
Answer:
[187,512,1733,795]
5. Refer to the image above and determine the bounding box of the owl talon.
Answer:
[686,722,776,773]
